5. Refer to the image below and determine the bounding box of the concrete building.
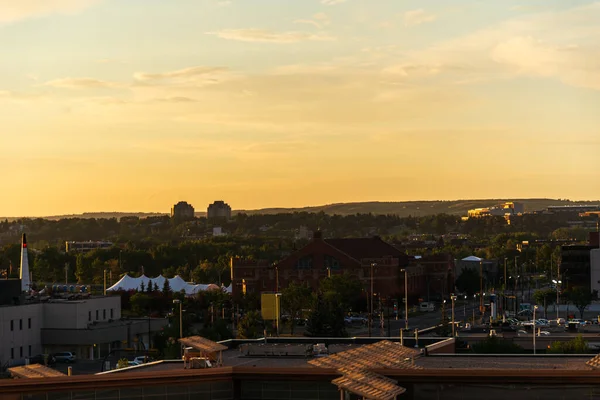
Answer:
[171,201,195,220]
[0,280,167,367]
[590,249,600,295]
[207,200,232,220]
[468,201,524,218]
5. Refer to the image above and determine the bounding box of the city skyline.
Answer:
[2,0,600,216]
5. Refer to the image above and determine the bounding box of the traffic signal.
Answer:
[393,301,398,312]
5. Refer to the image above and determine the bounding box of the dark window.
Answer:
[296,256,313,269]
[96,310,99,320]
[10,320,13,331]
[20,347,23,358]
[11,348,14,359]
[103,309,106,320]
[19,319,22,330]
[89,311,92,321]
[28,318,31,329]
[110,309,114,319]
[28,345,31,357]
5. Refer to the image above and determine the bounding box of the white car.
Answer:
[132,356,152,365]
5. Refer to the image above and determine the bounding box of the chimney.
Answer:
[20,233,31,292]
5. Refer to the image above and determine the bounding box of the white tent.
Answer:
[106,274,227,296]
[462,256,483,262]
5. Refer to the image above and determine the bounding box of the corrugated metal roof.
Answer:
[178,336,228,353]
[8,364,66,379]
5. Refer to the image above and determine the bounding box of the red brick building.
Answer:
[230,232,418,301]
[407,254,455,303]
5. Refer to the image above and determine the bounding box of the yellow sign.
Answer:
[261,293,281,321]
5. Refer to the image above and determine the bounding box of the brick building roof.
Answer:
[324,237,407,261]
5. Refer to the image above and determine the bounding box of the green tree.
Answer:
[130,292,151,316]
[568,288,598,319]
[547,335,589,354]
[117,358,130,369]
[319,273,363,312]
[533,288,557,318]
[306,292,347,337]
[472,336,523,354]
[455,268,480,296]
[282,281,312,335]
[162,278,172,296]
[237,310,264,339]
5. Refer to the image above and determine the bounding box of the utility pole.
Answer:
[479,261,483,312]
[503,257,507,318]
[369,263,376,337]
[400,268,409,330]
[65,263,69,285]
[451,294,457,336]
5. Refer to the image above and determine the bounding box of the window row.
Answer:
[10,318,32,331]
[88,308,115,322]
[10,345,32,359]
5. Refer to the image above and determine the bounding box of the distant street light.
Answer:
[173,299,183,357]
[400,268,408,330]
[552,279,562,320]
[451,294,457,336]
[533,305,539,355]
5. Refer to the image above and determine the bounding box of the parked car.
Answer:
[132,356,153,365]
[53,352,76,363]
[29,354,56,366]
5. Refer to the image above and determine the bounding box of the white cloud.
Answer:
[133,66,229,83]
[0,0,101,24]
[205,29,335,43]
[321,0,347,5]
[403,9,437,27]
[43,77,119,89]
[294,12,330,29]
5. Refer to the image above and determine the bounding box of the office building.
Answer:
[207,201,232,220]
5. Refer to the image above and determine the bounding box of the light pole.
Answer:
[369,263,376,337]
[400,268,408,330]
[463,295,467,322]
[552,279,562,320]
[451,294,457,336]
[472,294,476,324]
[173,299,183,357]
[533,305,539,355]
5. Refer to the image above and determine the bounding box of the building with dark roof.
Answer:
[230,232,411,300]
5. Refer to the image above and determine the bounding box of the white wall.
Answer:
[44,296,121,329]
[0,304,43,365]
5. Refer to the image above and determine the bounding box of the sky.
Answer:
[1,0,600,216]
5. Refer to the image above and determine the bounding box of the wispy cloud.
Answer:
[294,12,330,29]
[133,66,229,84]
[321,0,347,5]
[205,29,335,43]
[43,77,120,89]
[0,0,101,24]
[403,9,437,27]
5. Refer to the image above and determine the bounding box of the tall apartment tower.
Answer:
[207,201,232,220]
[171,201,195,220]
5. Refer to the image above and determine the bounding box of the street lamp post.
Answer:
[369,263,376,337]
[552,279,562,320]
[451,294,457,336]
[463,295,467,322]
[173,299,183,357]
[533,305,539,355]
[472,294,476,324]
[400,268,408,330]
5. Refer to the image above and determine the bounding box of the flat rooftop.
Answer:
[416,356,591,370]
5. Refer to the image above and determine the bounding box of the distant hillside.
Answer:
[234,199,599,218]
[3,198,598,221]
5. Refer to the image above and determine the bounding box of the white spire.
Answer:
[20,233,30,292]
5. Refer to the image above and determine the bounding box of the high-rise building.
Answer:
[171,201,195,220]
[207,201,232,220]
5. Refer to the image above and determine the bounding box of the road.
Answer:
[350,303,481,336]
